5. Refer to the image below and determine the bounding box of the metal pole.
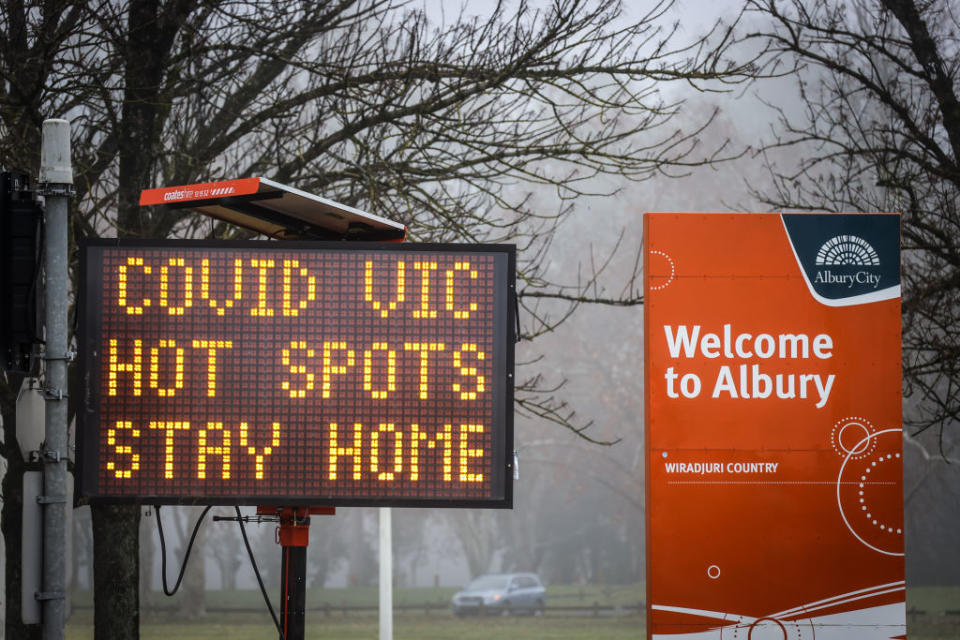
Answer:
[279,544,307,640]
[379,507,392,640]
[39,118,72,640]
[276,507,311,640]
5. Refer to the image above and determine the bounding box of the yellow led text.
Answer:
[197,422,231,479]
[363,343,396,399]
[281,259,317,317]
[240,421,281,479]
[446,262,479,319]
[322,342,356,399]
[276,341,489,401]
[370,423,403,481]
[190,340,234,397]
[282,341,315,398]
[200,258,242,315]
[108,338,143,396]
[159,257,193,315]
[403,342,445,399]
[250,258,275,316]
[105,421,282,480]
[328,422,364,481]
[412,261,438,318]
[327,422,484,483]
[365,260,404,318]
[106,421,140,478]
[149,339,184,397]
[116,255,318,318]
[452,343,486,400]
[117,257,152,314]
[364,259,479,319]
[148,420,191,479]
[107,338,233,397]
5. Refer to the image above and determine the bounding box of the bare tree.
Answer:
[901,431,960,582]
[305,515,346,589]
[1,0,756,636]
[172,507,208,619]
[744,0,960,454]
[206,509,243,591]
[445,509,499,578]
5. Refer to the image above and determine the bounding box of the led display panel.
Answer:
[78,240,515,507]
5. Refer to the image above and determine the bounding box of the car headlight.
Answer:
[486,594,501,603]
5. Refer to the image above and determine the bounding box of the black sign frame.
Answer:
[77,239,515,508]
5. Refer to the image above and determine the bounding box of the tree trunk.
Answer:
[90,0,196,632]
[448,511,496,578]
[210,509,242,591]
[345,510,376,587]
[91,505,139,639]
[139,510,155,610]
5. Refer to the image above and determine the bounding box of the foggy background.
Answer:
[64,2,960,594]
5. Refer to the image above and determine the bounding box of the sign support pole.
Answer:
[39,119,73,640]
[259,506,333,640]
[278,508,310,640]
[379,507,392,640]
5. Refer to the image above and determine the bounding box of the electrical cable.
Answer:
[155,504,212,596]
[236,506,285,640]
[155,504,285,639]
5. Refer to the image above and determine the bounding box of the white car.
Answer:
[451,573,546,616]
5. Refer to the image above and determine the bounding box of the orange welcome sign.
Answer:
[644,213,905,639]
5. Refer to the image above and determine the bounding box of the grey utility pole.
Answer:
[39,118,72,640]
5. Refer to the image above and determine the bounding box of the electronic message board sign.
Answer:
[78,240,515,507]
[645,213,904,638]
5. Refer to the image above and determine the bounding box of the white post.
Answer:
[39,118,72,640]
[379,507,393,640]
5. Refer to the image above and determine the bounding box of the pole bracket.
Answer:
[41,386,67,401]
[35,591,65,601]
[42,350,76,363]
[36,495,67,504]
[39,183,75,197]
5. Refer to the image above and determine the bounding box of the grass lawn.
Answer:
[66,610,645,640]
[67,583,646,610]
[908,586,960,640]
[67,584,647,639]
[64,585,959,639]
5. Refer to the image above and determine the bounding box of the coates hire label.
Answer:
[644,213,904,639]
[139,177,260,205]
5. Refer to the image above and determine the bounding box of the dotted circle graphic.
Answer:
[836,428,904,557]
[648,250,675,291]
[859,452,903,536]
[830,416,876,460]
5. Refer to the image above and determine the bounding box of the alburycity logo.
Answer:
[814,235,882,289]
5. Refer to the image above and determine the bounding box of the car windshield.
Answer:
[466,575,509,591]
